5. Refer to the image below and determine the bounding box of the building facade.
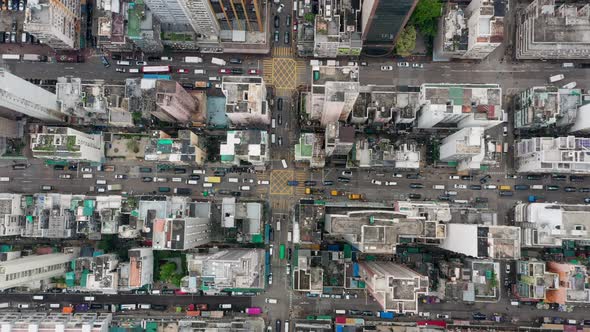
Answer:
[221,76,270,126]
[24,0,81,50]
[516,0,590,59]
[0,247,80,290]
[0,69,64,122]
[361,0,418,54]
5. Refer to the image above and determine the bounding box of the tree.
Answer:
[159,262,177,282]
[410,0,443,37]
[304,13,315,23]
[395,26,417,56]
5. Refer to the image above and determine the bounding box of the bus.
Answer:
[279,244,285,260]
[1,54,20,60]
[204,176,222,184]
[141,65,171,73]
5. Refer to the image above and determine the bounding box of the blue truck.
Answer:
[377,311,394,319]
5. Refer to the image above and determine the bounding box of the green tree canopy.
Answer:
[410,0,443,37]
[158,262,177,282]
[395,26,417,56]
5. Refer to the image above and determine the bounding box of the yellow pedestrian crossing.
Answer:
[263,59,273,84]
[294,170,309,196]
[270,170,294,195]
[273,47,293,58]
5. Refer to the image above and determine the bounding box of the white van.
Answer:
[240,186,251,191]
[531,185,544,190]
[151,290,161,295]
[49,303,61,309]
[335,310,346,315]
[209,76,220,81]
[228,178,239,183]
[272,118,276,128]
[219,304,232,309]
[82,174,93,179]
[120,304,137,310]
[156,177,168,183]
[203,183,213,188]
[192,169,206,174]
[194,69,207,75]
[281,159,288,169]
[265,298,278,304]
[172,177,183,183]
[138,304,151,310]
[258,180,270,185]
[32,295,44,300]
[117,60,130,66]
[271,134,276,144]
[432,185,445,190]
[96,179,107,185]
[562,63,575,68]
[445,190,458,196]
[0,177,10,182]
[84,296,95,301]
[187,180,198,185]
[0,303,9,308]
[129,68,139,73]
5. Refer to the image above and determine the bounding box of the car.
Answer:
[397,62,410,67]
[242,178,254,183]
[323,180,334,186]
[82,167,92,173]
[219,68,231,74]
[277,3,284,12]
[380,66,393,71]
[248,69,260,75]
[472,312,487,320]
[278,137,283,146]
[461,175,474,181]
[284,31,290,44]
[565,186,577,192]
[229,58,243,64]
[18,0,23,10]
[505,174,518,179]
[287,248,292,260]
[58,174,72,179]
[409,183,424,189]
[286,15,291,27]
[514,184,530,190]
[585,198,590,204]
[293,21,298,31]
[469,184,482,190]
[546,185,560,191]
[506,264,511,274]
[453,184,467,189]
[385,181,397,186]
[274,30,280,42]
[304,181,317,186]
[275,320,281,332]
[371,179,382,185]
[361,311,374,316]
[268,274,273,285]
[570,175,585,182]
[438,195,451,201]
[188,175,200,181]
[177,69,189,73]
[436,314,450,319]
[141,177,153,182]
[411,63,424,68]
[100,56,110,68]
[277,98,283,111]
[337,177,350,183]
[579,188,590,193]
[484,184,497,189]
[115,174,127,179]
[274,15,280,28]
[341,170,353,177]
[526,174,542,180]
[480,175,491,184]
[213,170,226,176]
[115,68,126,73]
[54,165,65,170]
[503,126,508,136]
[552,175,567,181]
[68,164,78,171]
[136,61,147,66]
[278,114,282,125]
[406,174,421,179]
[231,68,243,75]
[393,173,403,178]
[231,191,241,197]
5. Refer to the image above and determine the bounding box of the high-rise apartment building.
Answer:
[361,0,418,54]
[24,0,81,50]
[154,80,196,123]
[0,69,64,122]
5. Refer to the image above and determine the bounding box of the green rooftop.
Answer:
[127,0,144,38]
[295,134,313,159]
